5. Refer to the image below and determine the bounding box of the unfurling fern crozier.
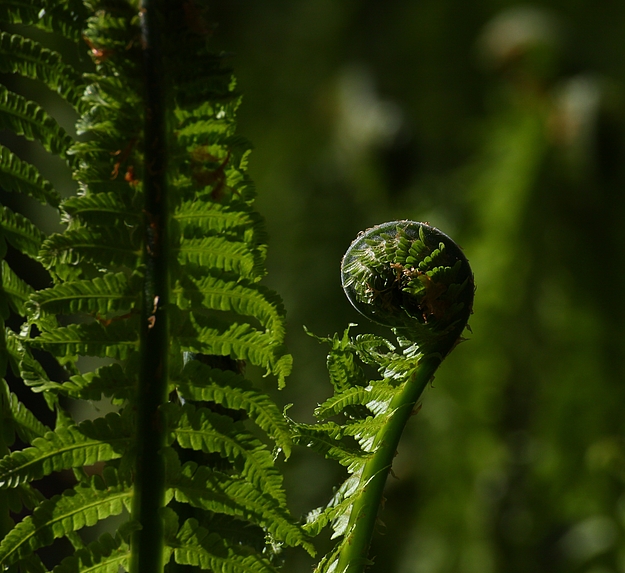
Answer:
[341,220,474,355]
[301,221,474,573]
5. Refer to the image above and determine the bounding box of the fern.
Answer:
[296,222,474,573]
[0,4,474,573]
[0,1,305,572]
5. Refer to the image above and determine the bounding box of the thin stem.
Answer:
[130,2,169,573]
[335,354,442,573]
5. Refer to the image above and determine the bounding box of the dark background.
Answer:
[5,2,625,572]
[208,2,625,573]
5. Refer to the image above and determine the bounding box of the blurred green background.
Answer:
[208,2,625,572]
[4,1,625,572]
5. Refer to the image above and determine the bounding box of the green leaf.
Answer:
[0,32,87,113]
[171,463,314,554]
[176,235,264,280]
[1,260,34,317]
[0,205,46,259]
[16,350,131,403]
[182,317,292,387]
[324,328,370,392]
[0,145,60,206]
[28,272,139,321]
[178,360,292,457]
[39,227,141,272]
[313,382,396,421]
[30,319,139,360]
[50,531,130,573]
[61,362,134,402]
[170,403,288,507]
[7,330,54,395]
[173,200,263,238]
[172,518,279,573]
[0,86,74,160]
[292,422,370,469]
[173,274,286,339]
[2,385,49,445]
[0,413,130,489]
[0,469,132,569]
[0,1,87,41]
[62,192,141,227]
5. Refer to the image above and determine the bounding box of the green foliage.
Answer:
[0,2,477,573]
[297,245,472,573]
[0,1,306,571]
[341,221,473,355]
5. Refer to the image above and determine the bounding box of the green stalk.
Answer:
[0,243,12,540]
[130,2,169,572]
[335,354,442,573]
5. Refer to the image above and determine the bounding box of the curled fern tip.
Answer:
[341,220,474,354]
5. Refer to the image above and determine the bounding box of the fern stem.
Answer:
[130,2,170,573]
[335,354,441,573]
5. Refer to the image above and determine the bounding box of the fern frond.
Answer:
[61,192,141,227]
[0,86,75,160]
[28,272,139,322]
[0,32,87,113]
[178,360,292,456]
[0,413,130,489]
[1,382,49,445]
[303,479,363,540]
[7,329,54,389]
[51,531,130,573]
[39,227,141,272]
[0,468,132,569]
[174,200,264,238]
[181,318,292,386]
[30,319,139,360]
[0,0,87,41]
[306,327,370,392]
[61,363,134,402]
[296,326,425,565]
[75,89,142,147]
[0,206,46,260]
[1,260,34,317]
[312,382,396,421]
[170,402,288,507]
[1,4,308,572]
[171,462,313,554]
[172,518,279,573]
[291,423,370,469]
[176,236,264,280]
[173,274,286,340]
[0,145,60,206]
[15,348,133,404]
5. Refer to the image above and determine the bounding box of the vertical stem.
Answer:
[0,240,12,540]
[130,2,169,573]
[335,354,442,573]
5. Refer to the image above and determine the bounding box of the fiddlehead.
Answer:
[298,221,474,573]
[341,220,474,356]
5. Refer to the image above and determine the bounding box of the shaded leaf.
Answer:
[0,32,86,113]
[0,86,74,160]
[0,145,60,206]
[0,469,132,568]
[172,518,279,573]
[178,360,292,457]
[170,403,287,507]
[0,413,131,489]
